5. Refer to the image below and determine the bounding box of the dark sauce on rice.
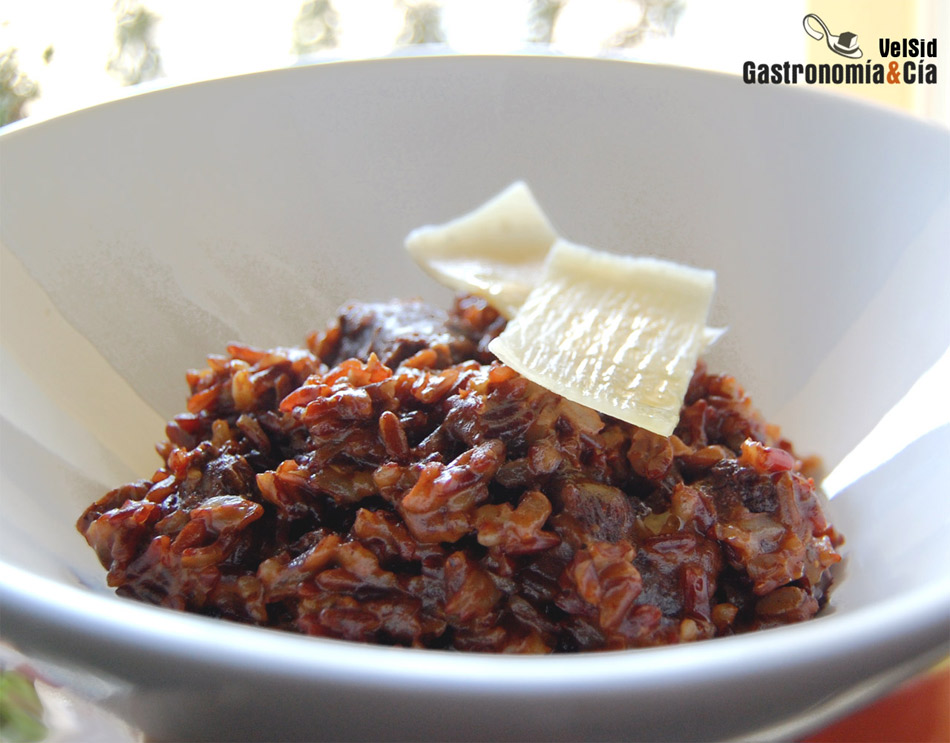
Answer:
[78,296,843,652]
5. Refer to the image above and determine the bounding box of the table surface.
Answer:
[805,661,950,743]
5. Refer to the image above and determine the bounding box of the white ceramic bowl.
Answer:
[1,56,948,742]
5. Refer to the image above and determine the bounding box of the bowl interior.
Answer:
[1,55,948,671]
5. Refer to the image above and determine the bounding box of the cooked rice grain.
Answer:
[78,296,842,652]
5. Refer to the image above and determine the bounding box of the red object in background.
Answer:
[804,664,950,743]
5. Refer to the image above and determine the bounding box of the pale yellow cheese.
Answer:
[404,181,557,318]
[404,181,723,347]
[488,240,715,436]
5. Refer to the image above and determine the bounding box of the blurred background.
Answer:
[2,0,947,128]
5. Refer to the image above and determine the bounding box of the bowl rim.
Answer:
[2,562,948,691]
[2,52,947,142]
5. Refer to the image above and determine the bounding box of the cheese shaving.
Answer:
[404,181,557,318]
[488,240,715,436]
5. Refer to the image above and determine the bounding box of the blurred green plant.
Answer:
[293,0,340,56]
[0,49,39,127]
[605,0,685,49]
[107,0,163,86]
[0,669,47,743]
[396,0,445,46]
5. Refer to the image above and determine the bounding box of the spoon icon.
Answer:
[803,14,863,58]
